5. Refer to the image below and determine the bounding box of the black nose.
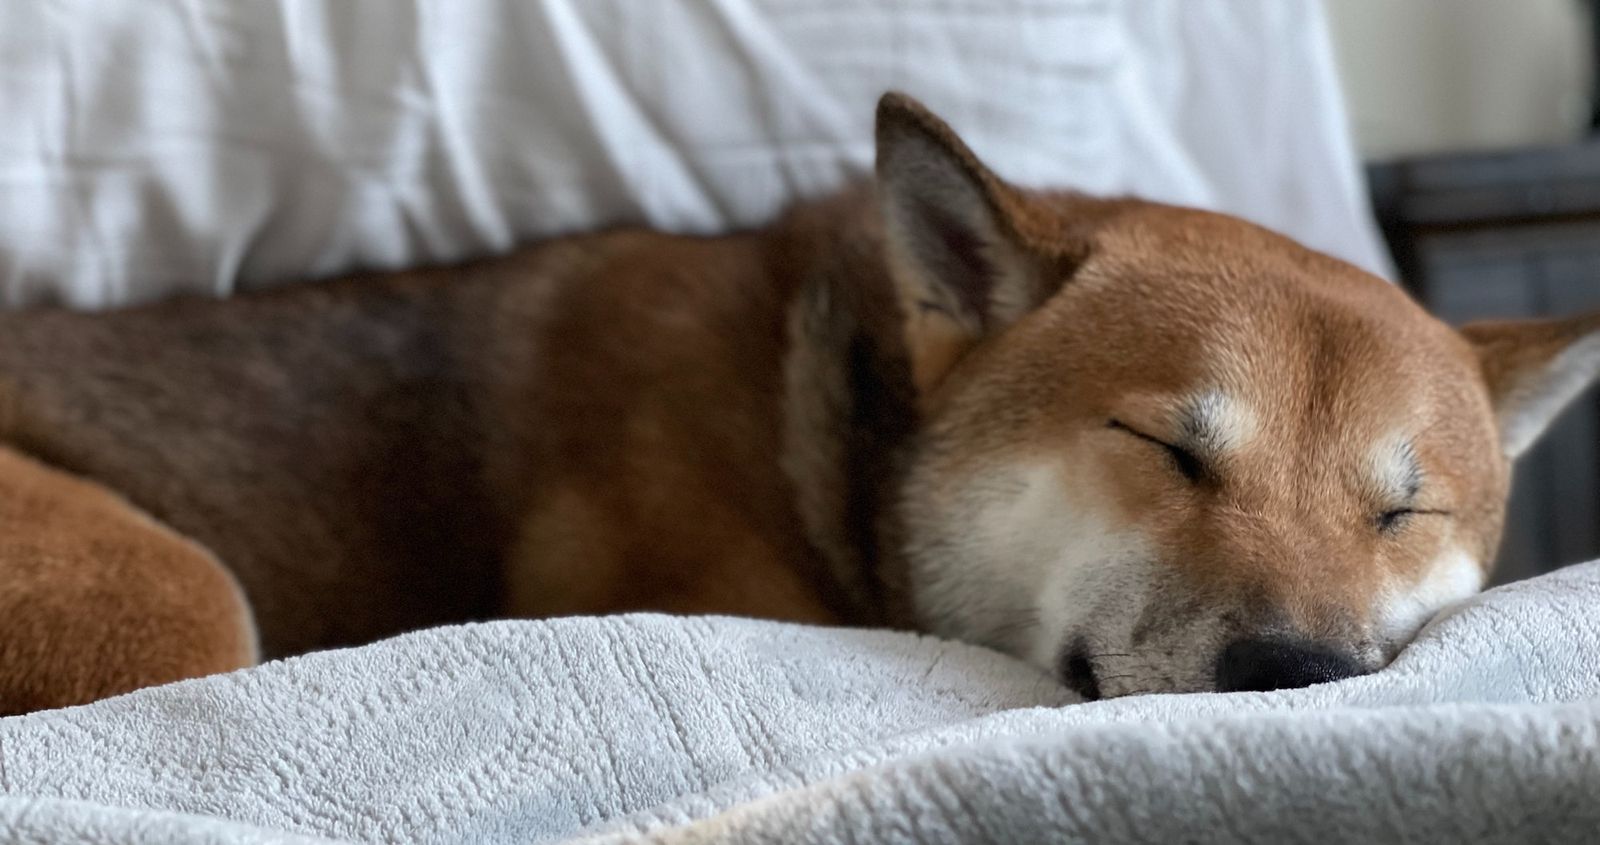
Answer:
[1215,638,1364,693]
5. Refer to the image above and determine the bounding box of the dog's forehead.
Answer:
[1058,259,1430,396]
[1039,217,1485,454]
[1190,305,1450,466]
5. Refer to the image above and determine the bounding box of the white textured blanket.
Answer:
[2,562,1597,844]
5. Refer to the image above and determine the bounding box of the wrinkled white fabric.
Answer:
[1,562,1597,844]
[0,0,1389,308]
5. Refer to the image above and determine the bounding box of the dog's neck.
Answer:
[772,186,922,628]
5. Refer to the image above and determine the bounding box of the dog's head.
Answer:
[878,93,1600,698]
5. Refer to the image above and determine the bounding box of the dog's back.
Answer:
[1,258,511,653]
[0,230,681,652]
[0,209,860,659]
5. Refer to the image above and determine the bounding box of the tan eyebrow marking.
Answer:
[1176,389,1257,457]
[1370,436,1424,504]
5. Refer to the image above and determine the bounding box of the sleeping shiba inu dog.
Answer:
[1,94,1597,713]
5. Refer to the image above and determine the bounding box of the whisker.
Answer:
[986,612,1042,640]
[987,620,1039,638]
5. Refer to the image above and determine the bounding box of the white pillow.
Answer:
[0,0,1388,308]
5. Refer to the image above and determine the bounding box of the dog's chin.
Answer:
[1048,633,1221,701]
[1053,649,1170,702]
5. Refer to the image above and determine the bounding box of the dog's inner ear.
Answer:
[1461,313,1600,458]
[875,93,1058,395]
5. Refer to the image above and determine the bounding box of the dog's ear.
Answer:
[875,92,1065,395]
[1460,313,1600,458]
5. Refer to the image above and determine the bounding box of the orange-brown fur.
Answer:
[0,447,253,715]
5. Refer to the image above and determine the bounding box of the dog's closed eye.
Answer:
[1375,507,1451,535]
[1376,508,1415,534]
[1108,420,1206,484]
